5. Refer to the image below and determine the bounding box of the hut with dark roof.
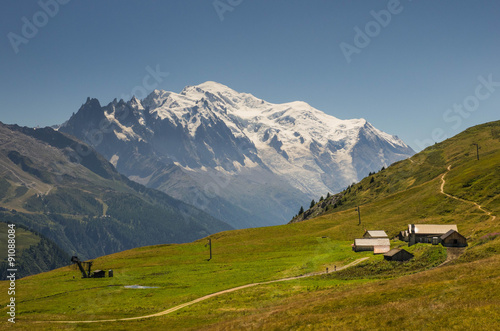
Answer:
[440,230,467,247]
[383,248,414,262]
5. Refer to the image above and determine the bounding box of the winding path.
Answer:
[42,257,369,324]
[438,247,466,267]
[440,165,496,222]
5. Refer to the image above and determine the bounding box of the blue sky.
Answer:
[1,0,499,151]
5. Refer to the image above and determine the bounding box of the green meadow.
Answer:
[1,225,364,326]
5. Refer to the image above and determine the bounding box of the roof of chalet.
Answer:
[440,229,465,240]
[354,238,390,246]
[408,224,458,235]
[383,248,413,257]
[364,230,388,238]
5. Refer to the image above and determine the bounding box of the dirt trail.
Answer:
[41,257,369,324]
[438,247,466,267]
[440,165,496,222]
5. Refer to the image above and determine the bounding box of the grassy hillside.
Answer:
[0,223,69,279]
[0,121,498,330]
[292,120,499,241]
[193,252,499,330]
[0,218,455,329]
[0,223,39,261]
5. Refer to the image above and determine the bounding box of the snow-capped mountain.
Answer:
[60,81,414,228]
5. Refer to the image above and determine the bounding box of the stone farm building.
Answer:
[363,230,388,239]
[383,248,414,262]
[405,224,458,246]
[440,230,467,247]
[353,238,390,254]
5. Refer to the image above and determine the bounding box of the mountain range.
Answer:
[0,122,231,268]
[59,81,415,228]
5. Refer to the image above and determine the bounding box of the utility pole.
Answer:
[472,143,479,160]
[205,238,212,261]
[356,206,361,226]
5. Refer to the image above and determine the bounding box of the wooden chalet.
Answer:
[440,230,467,247]
[406,224,458,246]
[383,248,414,262]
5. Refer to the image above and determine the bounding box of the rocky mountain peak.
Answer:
[59,82,414,229]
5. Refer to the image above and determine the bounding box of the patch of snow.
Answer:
[174,162,197,172]
[105,110,141,142]
[113,130,129,141]
[110,154,119,167]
